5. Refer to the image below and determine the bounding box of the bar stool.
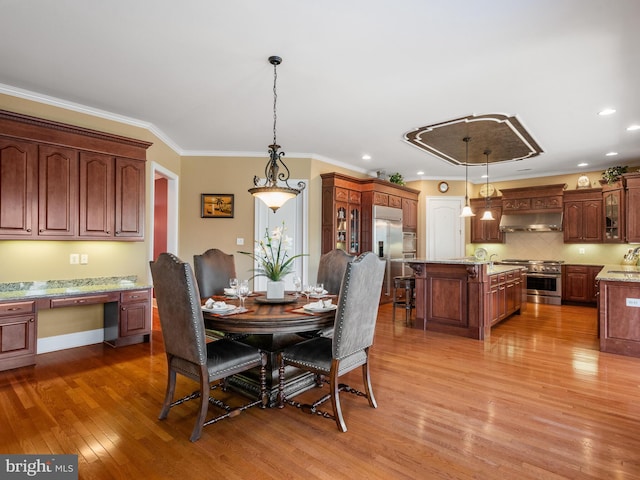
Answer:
[393,275,415,324]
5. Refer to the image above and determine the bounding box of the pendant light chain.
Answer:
[272,59,278,146]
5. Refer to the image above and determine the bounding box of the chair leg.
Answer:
[159,365,177,420]
[259,352,268,408]
[190,366,210,442]
[361,359,377,409]
[329,362,347,432]
[277,353,285,408]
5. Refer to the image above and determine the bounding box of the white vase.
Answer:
[266,280,286,300]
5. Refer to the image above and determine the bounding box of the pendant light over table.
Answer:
[248,56,305,212]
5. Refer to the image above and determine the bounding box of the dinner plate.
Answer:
[303,304,338,313]
[202,304,236,313]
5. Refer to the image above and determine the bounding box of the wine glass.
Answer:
[302,284,313,303]
[292,276,302,298]
[237,280,249,310]
[229,277,238,295]
[313,283,324,298]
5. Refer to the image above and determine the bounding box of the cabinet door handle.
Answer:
[7,307,21,312]
[27,228,31,232]
[75,299,86,304]
[29,318,35,322]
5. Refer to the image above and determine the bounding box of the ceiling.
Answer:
[1,0,639,185]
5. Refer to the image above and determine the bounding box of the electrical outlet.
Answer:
[579,248,585,255]
[70,253,79,264]
[80,254,89,264]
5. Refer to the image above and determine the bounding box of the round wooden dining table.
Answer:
[201,294,335,334]
[202,293,337,406]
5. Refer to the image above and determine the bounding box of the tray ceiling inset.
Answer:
[404,114,543,166]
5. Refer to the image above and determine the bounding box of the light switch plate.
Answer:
[236,237,244,246]
[70,253,79,264]
[80,254,89,264]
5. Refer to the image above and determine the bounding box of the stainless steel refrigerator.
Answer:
[373,205,403,297]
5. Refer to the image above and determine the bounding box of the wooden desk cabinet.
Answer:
[0,286,151,371]
[0,300,37,371]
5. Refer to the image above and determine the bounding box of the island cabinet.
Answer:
[488,269,523,325]
[321,173,420,254]
[469,197,503,243]
[562,265,602,305]
[408,261,523,340]
[563,188,603,243]
[598,274,640,357]
[0,109,151,240]
[624,173,640,243]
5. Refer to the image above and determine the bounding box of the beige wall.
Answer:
[2,92,639,339]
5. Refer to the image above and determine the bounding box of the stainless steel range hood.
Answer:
[499,212,563,232]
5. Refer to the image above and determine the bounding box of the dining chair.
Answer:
[150,252,267,442]
[193,248,237,298]
[277,251,385,432]
[317,249,356,295]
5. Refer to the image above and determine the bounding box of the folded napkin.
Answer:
[305,299,333,310]
[205,299,228,310]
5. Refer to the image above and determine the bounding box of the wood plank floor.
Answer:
[1,302,640,479]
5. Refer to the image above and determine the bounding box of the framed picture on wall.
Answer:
[201,194,234,218]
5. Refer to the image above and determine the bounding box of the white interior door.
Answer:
[426,197,465,260]
[254,179,308,291]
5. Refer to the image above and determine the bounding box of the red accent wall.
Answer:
[153,177,168,261]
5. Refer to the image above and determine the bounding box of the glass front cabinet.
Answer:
[602,181,625,243]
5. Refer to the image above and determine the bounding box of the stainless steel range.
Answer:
[499,259,563,305]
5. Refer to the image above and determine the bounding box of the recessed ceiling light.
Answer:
[417,170,425,175]
[598,108,616,116]
[627,125,640,131]
[606,152,618,156]
[577,162,589,167]
[361,154,371,160]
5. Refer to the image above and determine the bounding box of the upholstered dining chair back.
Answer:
[332,251,385,360]
[152,252,207,366]
[193,248,236,298]
[317,249,355,295]
[150,252,266,441]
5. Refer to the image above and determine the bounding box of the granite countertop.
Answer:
[595,265,640,282]
[395,257,525,274]
[399,257,486,265]
[0,276,151,301]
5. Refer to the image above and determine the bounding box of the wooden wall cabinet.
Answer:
[469,197,503,243]
[402,198,418,231]
[624,173,640,243]
[563,189,603,243]
[501,184,565,213]
[0,301,36,370]
[0,110,150,241]
[322,180,362,255]
[601,181,625,243]
[562,264,602,304]
[321,173,420,255]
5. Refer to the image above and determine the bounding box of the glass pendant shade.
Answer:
[249,186,298,213]
[480,209,495,221]
[480,148,493,221]
[460,204,475,217]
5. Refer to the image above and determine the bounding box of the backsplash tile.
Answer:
[472,232,633,265]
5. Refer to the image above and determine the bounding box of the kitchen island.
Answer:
[405,259,526,340]
[597,265,640,357]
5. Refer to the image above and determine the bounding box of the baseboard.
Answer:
[37,329,105,354]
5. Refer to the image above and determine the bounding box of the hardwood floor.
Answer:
[1,302,640,479]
